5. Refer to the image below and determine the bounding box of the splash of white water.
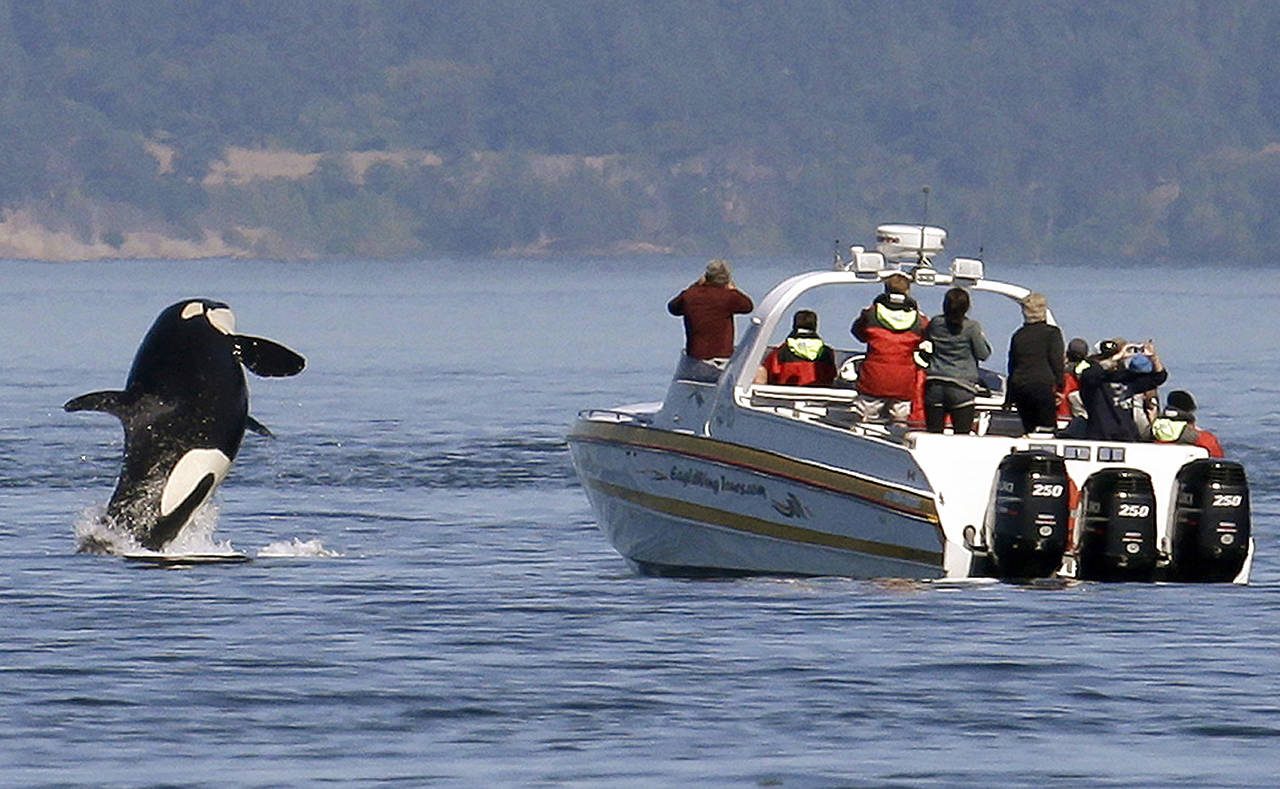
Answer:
[74,501,339,559]
[257,538,343,558]
[73,500,240,556]
[163,503,240,555]
[73,503,141,554]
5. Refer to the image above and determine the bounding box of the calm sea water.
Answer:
[1,256,1278,787]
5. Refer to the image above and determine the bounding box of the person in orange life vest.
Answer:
[668,259,754,371]
[1151,389,1224,457]
[755,310,837,386]
[851,272,928,424]
[1057,336,1090,421]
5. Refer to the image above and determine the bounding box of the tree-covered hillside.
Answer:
[1,0,1278,261]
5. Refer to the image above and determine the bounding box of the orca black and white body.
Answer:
[66,299,305,551]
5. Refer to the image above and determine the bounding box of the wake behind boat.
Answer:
[567,225,1253,583]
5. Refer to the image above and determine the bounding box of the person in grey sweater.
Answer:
[922,287,992,433]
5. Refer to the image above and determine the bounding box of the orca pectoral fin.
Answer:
[64,390,136,418]
[65,390,173,427]
[233,336,306,378]
[246,415,274,438]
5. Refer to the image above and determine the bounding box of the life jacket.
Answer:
[785,335,826,361]
[1151,416,1192,444]
[1058,359,1087,418]
[1152,410,1225,457]
[854,294,926,399]
[764,330,836,386]
[1195,429,1225,458]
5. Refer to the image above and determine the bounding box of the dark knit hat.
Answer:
[1066,337,1089,361]
[1167,390,1197,412]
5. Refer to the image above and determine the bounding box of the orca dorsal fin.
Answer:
[246,415,274,438]
[233,336,306,378]
[64,389,138,419]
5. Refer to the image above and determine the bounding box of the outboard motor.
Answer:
[983,450,1071,579]
[1168,459,1251,582]
[1077,468,1158,582]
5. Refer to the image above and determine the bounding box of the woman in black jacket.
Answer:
[1005,293,1063,434]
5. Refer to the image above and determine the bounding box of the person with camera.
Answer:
[1077,338,1168,441]
[668,259,754,380]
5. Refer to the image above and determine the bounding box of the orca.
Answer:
[66,299,305,551]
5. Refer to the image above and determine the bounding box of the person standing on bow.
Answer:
[851,272,928,424]
[668,259,754,380]
[1005,292,1064,434]
[922,287,991,434]
[756,310,838,387]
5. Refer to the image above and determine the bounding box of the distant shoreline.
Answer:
[0,206,685,262]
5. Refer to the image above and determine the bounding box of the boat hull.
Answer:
[568,419,946,578]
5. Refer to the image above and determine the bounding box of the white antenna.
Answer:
[918,186,931,266]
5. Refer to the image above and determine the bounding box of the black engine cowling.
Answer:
[984,450,1071,579]
[1168,459,1250,582]
[1077,468,1158,582]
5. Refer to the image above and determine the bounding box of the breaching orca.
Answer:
[66,299,305,551]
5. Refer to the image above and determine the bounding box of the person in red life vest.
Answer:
[1151,389,1224,457]
[755,309,837,386]
[668,258,754,380]
[851,272,928,424]
[1057,336,1090,422]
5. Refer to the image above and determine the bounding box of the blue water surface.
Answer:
[0,256,1277,787]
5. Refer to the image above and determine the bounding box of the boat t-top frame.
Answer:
[726,237,1052,407]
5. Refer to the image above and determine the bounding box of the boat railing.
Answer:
[577,408,654,425]
[745,382,894,436]
[744,377,1032,441]
[748,383,860,408]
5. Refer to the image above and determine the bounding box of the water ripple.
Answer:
[0,432,576,491]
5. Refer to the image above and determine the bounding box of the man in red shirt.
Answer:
[668,259,754,378]
[756,310,837,387]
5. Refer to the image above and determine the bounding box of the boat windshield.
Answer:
[731,270,1043,394]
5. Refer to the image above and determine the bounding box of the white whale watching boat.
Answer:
[567,225,1253,583]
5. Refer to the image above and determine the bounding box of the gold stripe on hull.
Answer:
[569,419,939,524]
[584,477,943,567]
